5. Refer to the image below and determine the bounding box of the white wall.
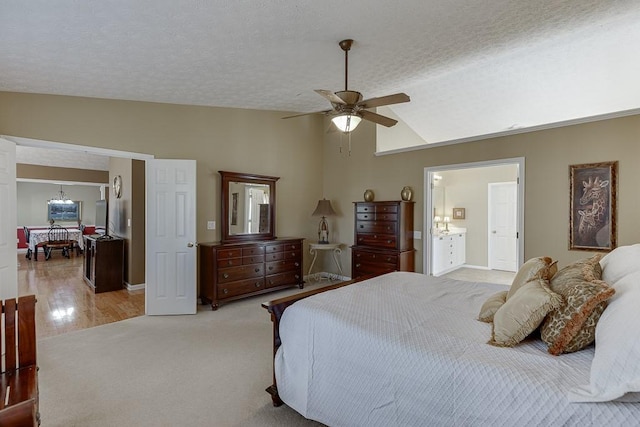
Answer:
[17,181,103,227]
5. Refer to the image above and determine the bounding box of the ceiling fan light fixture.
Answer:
[331,114,362,133]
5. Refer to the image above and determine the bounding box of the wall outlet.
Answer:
[207,220,216,230]
[413,231,422,239]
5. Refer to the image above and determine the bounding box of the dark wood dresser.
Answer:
[351,201,415,279]
[199,238,304,310]
[83,235,125,293]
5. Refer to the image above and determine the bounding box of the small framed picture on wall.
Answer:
[452,207,465,220]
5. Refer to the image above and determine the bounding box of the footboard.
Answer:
[261,276,371,406]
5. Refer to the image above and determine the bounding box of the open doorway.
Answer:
[424,158,524,277]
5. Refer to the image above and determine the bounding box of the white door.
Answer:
[0,138,17,300]
[488,182,517,272]
[146,159,197,315]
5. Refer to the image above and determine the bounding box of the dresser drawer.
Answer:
[217,248,242,260]
[356,221,397,234]
[283,249,301,260]
[266,271,302,288]
[282,241,302,252]
[356,203,376,214]
[218,263,263,283]
[265,251,283,262]
[242,255,264,265]
[355,233,398,249]
[242,246,264,257]
[352,250,398,265]
[375,204,398,213]
[217,278,265,299]
[352,262,395,278]
[217,257,242,268]
[265,244,283,253]
[266,259,301,275]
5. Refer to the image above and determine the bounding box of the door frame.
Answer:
[423,157,525,276]
[3,134,155,290]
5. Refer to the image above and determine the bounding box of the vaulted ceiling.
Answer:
[2,1,639,151]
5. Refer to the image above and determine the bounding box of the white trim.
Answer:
[462,264,491,270]
[375,107,640,156]
[3,135,154,161]
[125,282,146,291]
[424,157,525,276]
[17,178,107,186]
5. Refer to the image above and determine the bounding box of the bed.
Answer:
[262,246,640,426]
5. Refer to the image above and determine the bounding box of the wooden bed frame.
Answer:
[261,276,371,406]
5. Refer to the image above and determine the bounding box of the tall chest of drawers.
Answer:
[199,238,304,310]
[351,201,415,279]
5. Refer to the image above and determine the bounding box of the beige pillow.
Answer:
[489,278,562,347]
[507,257,558,300]
[541,254,614,355]
[478,291,508,323]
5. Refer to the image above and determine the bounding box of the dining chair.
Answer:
[45,225,71,260]
[23,226,32,260]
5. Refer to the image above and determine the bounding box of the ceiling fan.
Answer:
[283,39,410,133]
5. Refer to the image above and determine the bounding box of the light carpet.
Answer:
[38,285,329,426]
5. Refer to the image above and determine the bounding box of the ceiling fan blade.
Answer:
[360,110,398,127]
[358,93,410,109]
[282,109,333,119]
[314,89,347,105]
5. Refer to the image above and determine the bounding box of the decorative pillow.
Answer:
[540,254,614,355]
[489,278,562,347]
[506,257,557,300]
[478,291,508,323]
[600,244,640,285]
[568,271,640,402]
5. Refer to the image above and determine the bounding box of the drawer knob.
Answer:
[269,280,274,285]
[360,225,364,228]
[227,260,232,266]
[269,266,273,271]
[223,288,229,294]
[223,273,229,279]
[356,263,361,268]
[295,275,300,279]
[291,252,295,257]
[294,262,299,267]
[255,268,261,273]
[387,240,392,244]
[386,258,392,262]
[255,282,261,288]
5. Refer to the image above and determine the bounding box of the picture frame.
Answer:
[569,161,617,251]
[452,208,465,220]
[47,201,82,222]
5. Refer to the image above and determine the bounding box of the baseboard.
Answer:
[462,264,490,270]
[125,282,146,291]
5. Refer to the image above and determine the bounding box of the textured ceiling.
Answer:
[2,0,640,151]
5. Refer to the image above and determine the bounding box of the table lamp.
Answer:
[443,216,451,231]
[312,199,336,244]
[433,216,441,229]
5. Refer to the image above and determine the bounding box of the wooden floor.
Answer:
[17,252,145,339]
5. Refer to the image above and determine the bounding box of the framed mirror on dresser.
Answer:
[199,171,304,310]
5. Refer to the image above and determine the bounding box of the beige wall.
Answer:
[4,91,640,279]
[17,163,109,184]
[323,115,640,275]
[0,92,326,276]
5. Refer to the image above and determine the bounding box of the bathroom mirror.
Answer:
[220,171,279,243]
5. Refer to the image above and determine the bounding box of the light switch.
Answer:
[207,221,216,230]
[127,218,131,227]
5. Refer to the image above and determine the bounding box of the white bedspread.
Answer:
[275,272,639,426]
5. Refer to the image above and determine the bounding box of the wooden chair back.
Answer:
[1,295,37,373]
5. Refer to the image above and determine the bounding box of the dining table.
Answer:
[28,228,84,261]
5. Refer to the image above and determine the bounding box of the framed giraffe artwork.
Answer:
[569,161,618,251]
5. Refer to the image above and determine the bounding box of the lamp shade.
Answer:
[331,114,362,133]
[312,199,336,217]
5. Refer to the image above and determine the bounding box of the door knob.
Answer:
[187,242,195,247]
